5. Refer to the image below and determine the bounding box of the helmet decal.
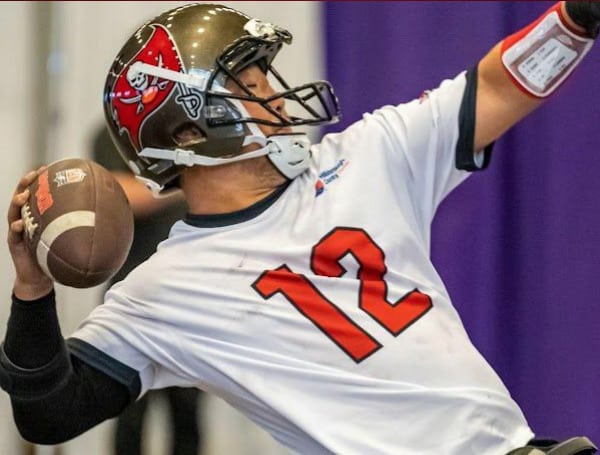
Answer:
[175,81,204,121]
[110,25,183,150]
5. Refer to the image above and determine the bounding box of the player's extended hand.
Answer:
[7,167,54,301]
[566,1,600,38]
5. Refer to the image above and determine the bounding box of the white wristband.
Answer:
[502,10,593,98]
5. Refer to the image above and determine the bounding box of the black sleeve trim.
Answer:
[455,66,494,172]
[67,337,141,401]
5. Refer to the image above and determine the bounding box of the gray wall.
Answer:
[0,2,321,454]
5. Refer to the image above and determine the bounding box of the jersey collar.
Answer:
[183,181,290,228]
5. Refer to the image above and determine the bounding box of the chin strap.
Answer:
[140,132,312,180]
[133,63,313,184]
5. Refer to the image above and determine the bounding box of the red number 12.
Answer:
[252,227,432,363]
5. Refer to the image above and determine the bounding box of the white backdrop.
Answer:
[0,2,323,454]
[0,3,38,455]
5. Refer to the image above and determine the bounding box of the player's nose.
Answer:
[267,93,289,122]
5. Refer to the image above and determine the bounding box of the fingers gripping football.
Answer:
[7,167,54,300]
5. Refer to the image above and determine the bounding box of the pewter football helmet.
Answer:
[103,3,340,193]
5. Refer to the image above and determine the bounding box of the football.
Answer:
[20,158,134,288]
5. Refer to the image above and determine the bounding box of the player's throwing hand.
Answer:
[7,167,53,301]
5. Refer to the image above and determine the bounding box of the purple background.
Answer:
[325,1,600,444]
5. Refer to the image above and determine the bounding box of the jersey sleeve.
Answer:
[69,282,162,397]
[321,69,491,229]
[378,69,491,223]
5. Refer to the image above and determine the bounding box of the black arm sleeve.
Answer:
[455,66,494,172]
[10,351,133,444]
[0,292,140,444]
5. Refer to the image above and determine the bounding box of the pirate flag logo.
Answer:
[109,25,183,150]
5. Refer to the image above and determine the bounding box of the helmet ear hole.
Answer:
[172,123,207,147]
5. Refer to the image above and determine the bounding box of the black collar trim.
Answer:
[184,182,290,228]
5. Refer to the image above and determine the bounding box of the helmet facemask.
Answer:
[206,20,340,130]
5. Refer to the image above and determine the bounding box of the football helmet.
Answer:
[103,3,340,194]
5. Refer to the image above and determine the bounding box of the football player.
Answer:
[3,2,599,454]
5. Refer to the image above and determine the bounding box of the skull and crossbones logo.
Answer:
[121,54,169,114]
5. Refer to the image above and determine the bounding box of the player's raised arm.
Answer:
[474,1,599,153]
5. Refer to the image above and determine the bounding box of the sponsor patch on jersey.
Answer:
[315,158,349,197]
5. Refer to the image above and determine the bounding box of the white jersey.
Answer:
[72,72,533,454]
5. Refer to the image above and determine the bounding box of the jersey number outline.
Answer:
[252,227,432,363]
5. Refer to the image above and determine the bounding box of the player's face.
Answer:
[226,64,291,137]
